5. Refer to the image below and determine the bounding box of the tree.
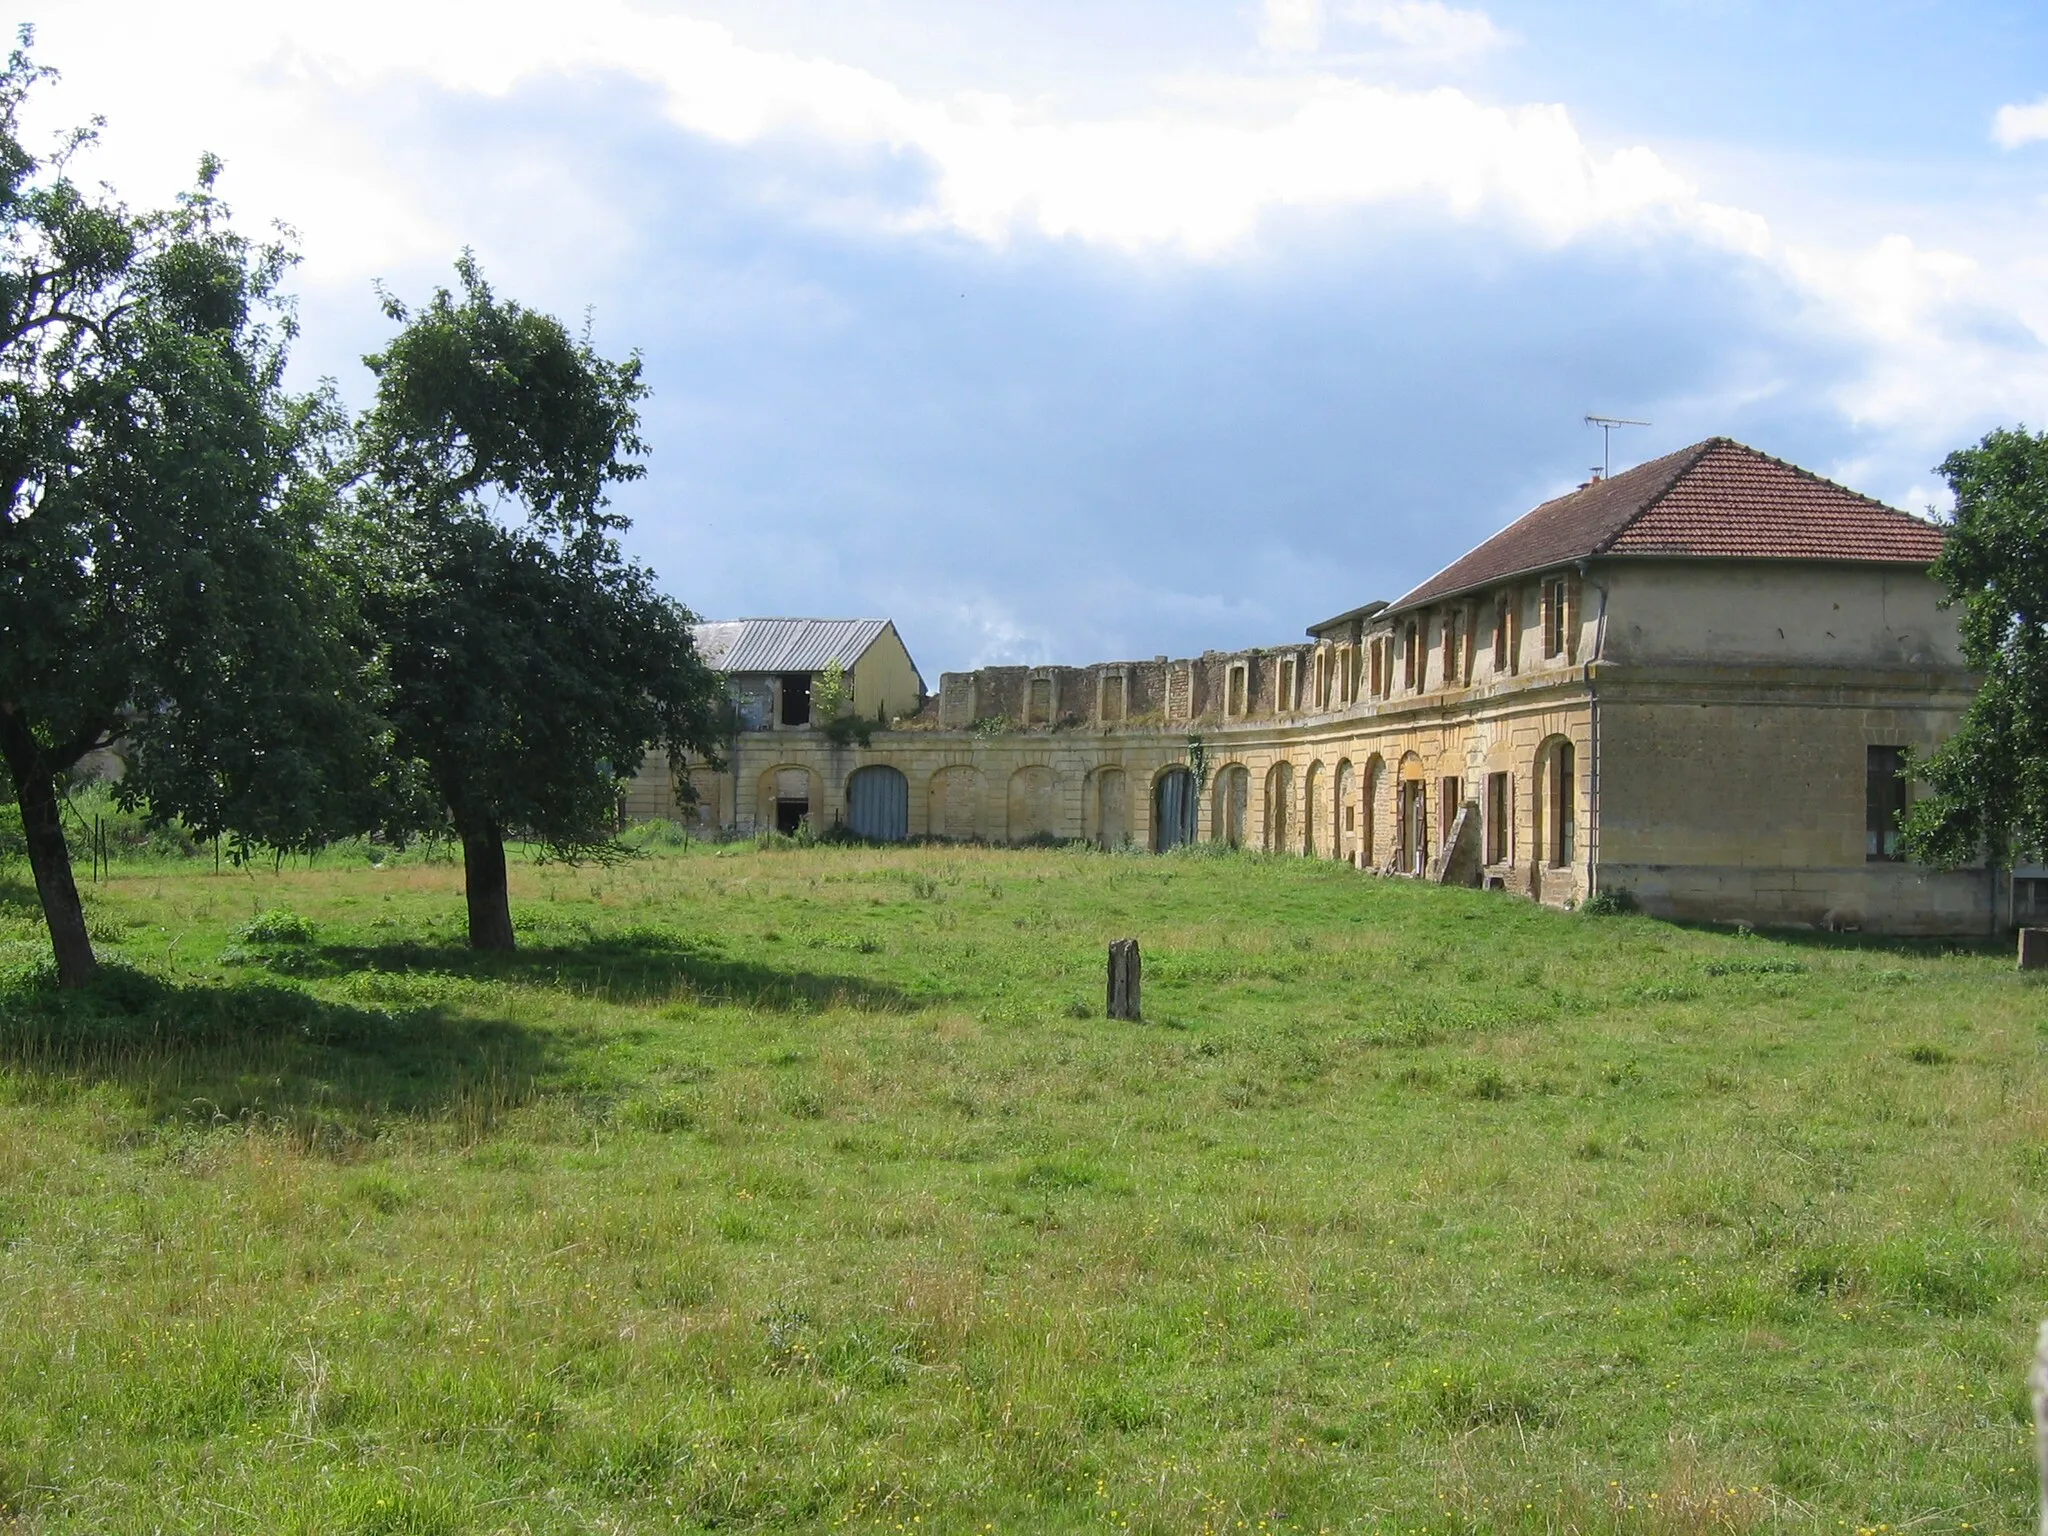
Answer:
[353,256,725,950]
[1901,426,2048,869]
[0,38,380,988]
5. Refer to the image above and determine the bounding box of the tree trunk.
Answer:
[4,747,96,989]
[457,814,516,951]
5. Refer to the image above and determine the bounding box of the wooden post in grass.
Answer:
[1107,938,1141,1021]
[2034,1319,2048,1536]
[2021,929,2048,971]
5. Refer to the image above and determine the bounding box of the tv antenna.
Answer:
[1584,415,1650,479]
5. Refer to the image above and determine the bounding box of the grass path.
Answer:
[0,843,2041,1534]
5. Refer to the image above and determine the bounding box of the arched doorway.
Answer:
[1093,768,1129,848]
[1213,765,1250,848]
[1264,762,1293,852]
[1334,759,1354,863]
[1153,767,1197,851]
[845,765,909,842]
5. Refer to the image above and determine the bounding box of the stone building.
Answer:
[631,439,2006,934]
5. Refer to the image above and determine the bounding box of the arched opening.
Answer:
[845,765,909,842]
[1397,753,1428,876]
[928,765,983,840]
[1007,765,1061,843]
[1361,755,1384,868]
[1264,761,1294,852]
[1334,759,1354,862]
[757,765,816,836]
[1153,767,1198,852]
[1213,765,1250,848]
[1093,767,1129,848]
[1537,736,1577,867]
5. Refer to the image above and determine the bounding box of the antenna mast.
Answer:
[1584,415,1650,479]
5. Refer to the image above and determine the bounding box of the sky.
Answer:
[21,0,2048,678]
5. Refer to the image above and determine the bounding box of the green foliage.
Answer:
[1579,886,1638,916]
[348,256,726,943]
[1904,425,2048,865]
[0,40,383,984]
[234,909,314,945]
[810,657,851,720]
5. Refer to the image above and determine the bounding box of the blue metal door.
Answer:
[846,765,909,842]
[1153,768,1196,851]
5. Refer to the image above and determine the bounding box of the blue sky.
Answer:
[27,0,2048,678]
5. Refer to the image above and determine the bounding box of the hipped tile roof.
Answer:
[1387,438,1946,615]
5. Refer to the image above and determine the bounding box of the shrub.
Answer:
[1580,887,1639,916]
[237,909,316,945]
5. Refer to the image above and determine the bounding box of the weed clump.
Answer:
[236,909,316,945]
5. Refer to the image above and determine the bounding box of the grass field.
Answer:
[0,838,2043,1534]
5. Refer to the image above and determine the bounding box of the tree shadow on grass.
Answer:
[291,927,931,1012]
[0,965,562,1146]
[1665,918,2010,960]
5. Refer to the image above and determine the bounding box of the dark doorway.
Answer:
[779,673,812,726]
[775,799,808,835]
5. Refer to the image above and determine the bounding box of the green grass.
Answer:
[0,841,2042,1534]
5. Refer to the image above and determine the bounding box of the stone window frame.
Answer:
[1402,620,1422,691]
[1097,668,1129,725]
[1226,661,1249,718]
[1540,575,1576,662]
[1278,655,1298,714]
[1493,591,1518,675]
[1025,670,1056,726]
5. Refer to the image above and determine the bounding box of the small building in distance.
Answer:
[624,617,926,831]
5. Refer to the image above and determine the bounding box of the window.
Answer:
[1548,741,1576,866]
[1493,594,1513,673]
[1227,663,1248,717]
[1439,776,1462,848]
[1866,746,1908,861]
[1542,577,1570,659]
[1485,771,1510,864]
[1342,644,1360,703]
[779,673,812,726]
[1098,670,1126,724]
[1441,612,1458,683]
[1370,638,1386,697]
[1027,675,1052,725]
[1279,656,1298,712]
[1314,648,1331,709]
[1403,622,1421,689]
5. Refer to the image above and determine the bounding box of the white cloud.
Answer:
[24,0,1758,262]
[1343,1,1506,63]
[1260,0,1326,55]
[20,0,2048,464]
[1993,97,2048,149]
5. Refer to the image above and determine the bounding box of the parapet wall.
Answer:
[929,645,1317,732]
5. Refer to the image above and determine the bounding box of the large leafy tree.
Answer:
[0,40,380,988]
[1902,426,2048,869]
[353,256,724,950]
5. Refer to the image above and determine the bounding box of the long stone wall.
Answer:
[623,560,1996,934]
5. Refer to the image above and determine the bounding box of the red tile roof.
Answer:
[1387,438,1946,614]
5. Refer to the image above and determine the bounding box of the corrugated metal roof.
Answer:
[691,618,892,674]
